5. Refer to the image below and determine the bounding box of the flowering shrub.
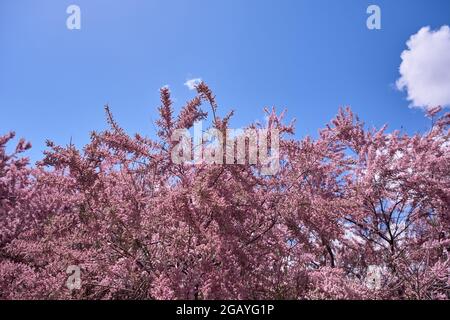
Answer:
[1,83,449,300]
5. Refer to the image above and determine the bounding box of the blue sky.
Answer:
[1,0,449,161]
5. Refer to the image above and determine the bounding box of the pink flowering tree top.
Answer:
[1,83,449,300]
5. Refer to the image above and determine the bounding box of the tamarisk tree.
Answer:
[1,83,449,299]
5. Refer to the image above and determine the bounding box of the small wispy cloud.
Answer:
[184,78,202,90]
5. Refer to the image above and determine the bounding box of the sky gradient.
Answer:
[1,0,449,161]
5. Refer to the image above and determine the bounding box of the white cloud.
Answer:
[184,78,202,90]
[396,26,450,110]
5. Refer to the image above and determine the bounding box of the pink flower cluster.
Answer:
[1,83,449,300]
